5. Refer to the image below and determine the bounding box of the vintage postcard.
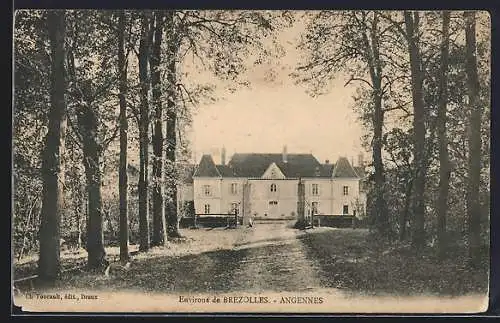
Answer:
[12,9,490,314]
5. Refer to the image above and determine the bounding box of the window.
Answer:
[269,201,278,205]
[312,184,319,196]
[343,186,349,195]
[231,202,239,215]
[231,183,238,195]
[343,205,349,215]
[204,204,211,214]
[311,202,319,215]
[203,185,211,196]
[270,183,277,192]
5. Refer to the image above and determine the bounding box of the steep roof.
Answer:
[225,153,327,178]
[215,164,237,177]
[193,153,361,179]
[332,157,360,178]
[193,154,221,177]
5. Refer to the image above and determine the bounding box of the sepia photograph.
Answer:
[12,9,491,313]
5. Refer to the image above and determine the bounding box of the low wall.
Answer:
[314,215,357,228]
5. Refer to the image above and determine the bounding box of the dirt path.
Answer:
[223,221,324,292]
[27,221,332,294]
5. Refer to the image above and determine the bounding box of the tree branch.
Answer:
[344,75,374,89]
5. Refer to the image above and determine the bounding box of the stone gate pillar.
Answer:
[297,178,305,228]
[242,181,252,226]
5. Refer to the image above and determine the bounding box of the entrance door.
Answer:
[268,200,279,218]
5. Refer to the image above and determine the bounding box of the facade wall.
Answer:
[193,177,222,215]
[331,178,361,215]
[302,178,334,215]
[248,179,299,219]
[193,176,364,217]
[220,178,247,215]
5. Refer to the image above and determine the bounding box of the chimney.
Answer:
[358,152,364,167]
[282,145,288,163]
[221,146,226,166]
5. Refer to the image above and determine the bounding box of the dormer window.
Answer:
[270,183,277,192]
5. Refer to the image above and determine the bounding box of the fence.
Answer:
[180,214,243,228]
[311,214,361,228]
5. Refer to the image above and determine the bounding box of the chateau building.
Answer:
[189,146,367,220]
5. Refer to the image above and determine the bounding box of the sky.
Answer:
[185,15,365,166]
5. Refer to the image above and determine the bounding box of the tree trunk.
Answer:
[76,196,81,249]
[138,12,152,251]
[372,87,389,238]
[400,177,413,241]
[117,10,130,263]
[464,11,482,268]
[78,97,107,270]
[296,179,306,228]
[78,182,86,249]
[150,11,167,246]
[164,11,182,238]
[437,11,451,258]
[84,157,106,269]
[361,12,389,239]
[38,10,67,282]
[404,11,427,249]
[104,206,115,240]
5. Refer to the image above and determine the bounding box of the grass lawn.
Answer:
[13,226,253,291]
[299,227,489,297]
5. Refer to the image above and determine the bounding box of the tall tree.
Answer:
[436,11,451,258]
[357,12,390,238]
[14,11,50,263]
[65,11,119,270]
[117,10,130,262]
[150,10,167,246]
[404,11,427,249]
[38,10,67,281]
[295,11,411,239]
[76,81,106,269]
[164,11,181,238]
[137,12,152,251]
[464,11,482,267]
